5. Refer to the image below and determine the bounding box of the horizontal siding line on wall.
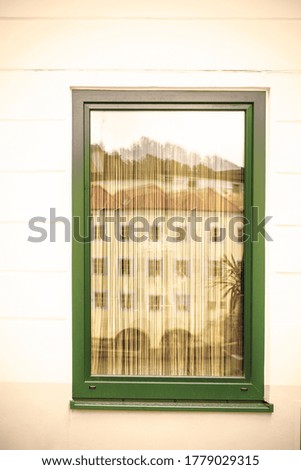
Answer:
[1,0,300,20]
[274,172,301,176]
[0,118,65,122]
[0,219,71,224]
[0,221,71,225]
[275,272,301,276]
[275,271,301,276]
[1,17,301,21]
[0,317,67,321]
[0,269,68,273]
[274,224,301,228]
[1,69,301,74]
[0,170,67,174]
[275,120,301,123]
[0,221,67,224]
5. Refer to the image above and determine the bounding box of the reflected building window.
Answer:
[119,258,132,276]
[211,226,220,242]
[208,300,227,310]
[149,295,162,311]
[148,259,162,277]
[176,260,190,277]
[121,293,133,310]
[237,227,244,243]
[210,260,224,278]
[94,225,105,240]
[176,294,190,312]
[93,257,108,275]
[95,291,108,309]
[120,224,130,242]
[149,224,160,242]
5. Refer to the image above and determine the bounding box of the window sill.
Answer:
[70,399,274,412]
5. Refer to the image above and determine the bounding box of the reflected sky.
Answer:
[90,111,245,167]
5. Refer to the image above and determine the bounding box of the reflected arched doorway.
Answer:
[114,328,150,375]
[161,329,194,375]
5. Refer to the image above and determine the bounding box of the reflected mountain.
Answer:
[90,136,243,183]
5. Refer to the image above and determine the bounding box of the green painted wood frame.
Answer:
[71,90,272,411]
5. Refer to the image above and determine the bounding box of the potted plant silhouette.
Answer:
[211,254,243,374]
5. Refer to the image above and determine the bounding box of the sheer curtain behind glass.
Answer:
[90,111,244,377]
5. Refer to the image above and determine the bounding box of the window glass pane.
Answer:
[149,294,162,311]
[90,111,244,377]
[176,294,190,312]
[95,291,108,310]
[176,260,190,277]
[120,225,130,241]
[148,259,161,277]
[121,293,133,310]
[119,258,131,276]
[149,224,160,241]
[93,257,108,275]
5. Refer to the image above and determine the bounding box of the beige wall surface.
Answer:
[0,0,301,450]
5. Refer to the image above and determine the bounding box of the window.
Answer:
[237,226,244,243]
[149,295,162,311]
[94,224,105,240]
[149,224,160,242]
[211,226,222,243]
[120,293,133,310]
[176,294,190,312]
[119,258,131,276]
[93,257,108,275]
[95,291,108,310]
[71,90,272,412]
[210,259,223,278]
[148,259,161,277]
[176,260,190,277]
[208,300,227,311]
[120,224,130,242]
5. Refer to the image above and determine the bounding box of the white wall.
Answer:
[0,0,301,450]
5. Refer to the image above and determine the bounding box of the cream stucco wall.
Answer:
[0,0,301,450]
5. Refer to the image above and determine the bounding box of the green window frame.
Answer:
[71,90,273,412]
